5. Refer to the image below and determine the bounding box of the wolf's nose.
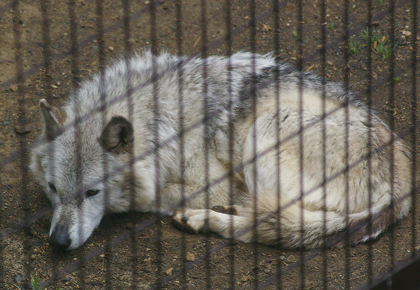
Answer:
[49,225,71,250]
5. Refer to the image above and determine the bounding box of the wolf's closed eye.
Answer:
[86,190,100,197]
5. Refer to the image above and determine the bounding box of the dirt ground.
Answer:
[0,0,419,289]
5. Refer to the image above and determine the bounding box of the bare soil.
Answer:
[0,0,419,289]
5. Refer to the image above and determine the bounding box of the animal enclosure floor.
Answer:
[0,0,419,289]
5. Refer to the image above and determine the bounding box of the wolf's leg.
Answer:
[157,181,242,215]
[172,209,254,243]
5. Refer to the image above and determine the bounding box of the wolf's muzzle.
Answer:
[49,224,71,251]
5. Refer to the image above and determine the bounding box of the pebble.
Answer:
[402,31,412,38]
[184,283,196,289]
[286,255,296,263]
[186,252,195,261]
[165,267,173,275]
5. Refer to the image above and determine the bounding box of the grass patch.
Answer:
[326,21,335,30]
[360,28,392,60]
[293,30,302,41]
[348,41,359,56]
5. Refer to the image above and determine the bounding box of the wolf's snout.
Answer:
[49,225,71,251]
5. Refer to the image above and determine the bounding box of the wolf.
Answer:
[30,50,412,250]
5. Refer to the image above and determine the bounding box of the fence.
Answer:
[0,0,418,289]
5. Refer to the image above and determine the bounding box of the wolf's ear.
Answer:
[98,116,134,155]
[39,99,66,141]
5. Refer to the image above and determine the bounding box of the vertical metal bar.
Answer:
[343,0,351,289]
[272,0,282,288]
[175,0,187,287]
[319,0,328,288]
[366,0,374,286]
[40,0,58,287]
[69,0,85,283]
[69,0,80,87]
[409,0,418,260]
[388,0,396,274]
[224,0,235,289]
[296,0,304,288]
[41,0,52,105]
[95,0,112,289]
[249,0,258,288]
[199,0,211,288]
[13,0,30,286]
[121,0,137,289]
[149,1,162,288]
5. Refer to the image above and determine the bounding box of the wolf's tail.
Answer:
[236,193,410,248]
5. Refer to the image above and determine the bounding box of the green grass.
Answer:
[360,28,392,60]
[361,28,380,44]
[293,30,302,41]
[348,41,359,56]
[392,76,400,84]
[373,40,391,60]
[31,275,42,290]
[326,21,335,30]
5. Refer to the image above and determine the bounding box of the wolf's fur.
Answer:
[30,51,412,250]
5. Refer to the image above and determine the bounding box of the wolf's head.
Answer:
[30,99,134,250]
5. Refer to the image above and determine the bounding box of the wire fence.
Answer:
[0,0,418,289]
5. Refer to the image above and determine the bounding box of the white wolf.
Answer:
[30,51,411,250]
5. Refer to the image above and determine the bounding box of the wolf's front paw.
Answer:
[172,209,210,234]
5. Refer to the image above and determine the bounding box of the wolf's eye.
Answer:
[86,190,100,197]
[48,182,57,192]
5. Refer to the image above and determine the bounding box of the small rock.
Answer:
[184,283,195,289]
[241,275,250,282]
[402,30,412,38]
[108,46,114,52]
[165,267,173,275]
[186,252,195,261]
[286,255,296,263]
[262,24,272,32]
